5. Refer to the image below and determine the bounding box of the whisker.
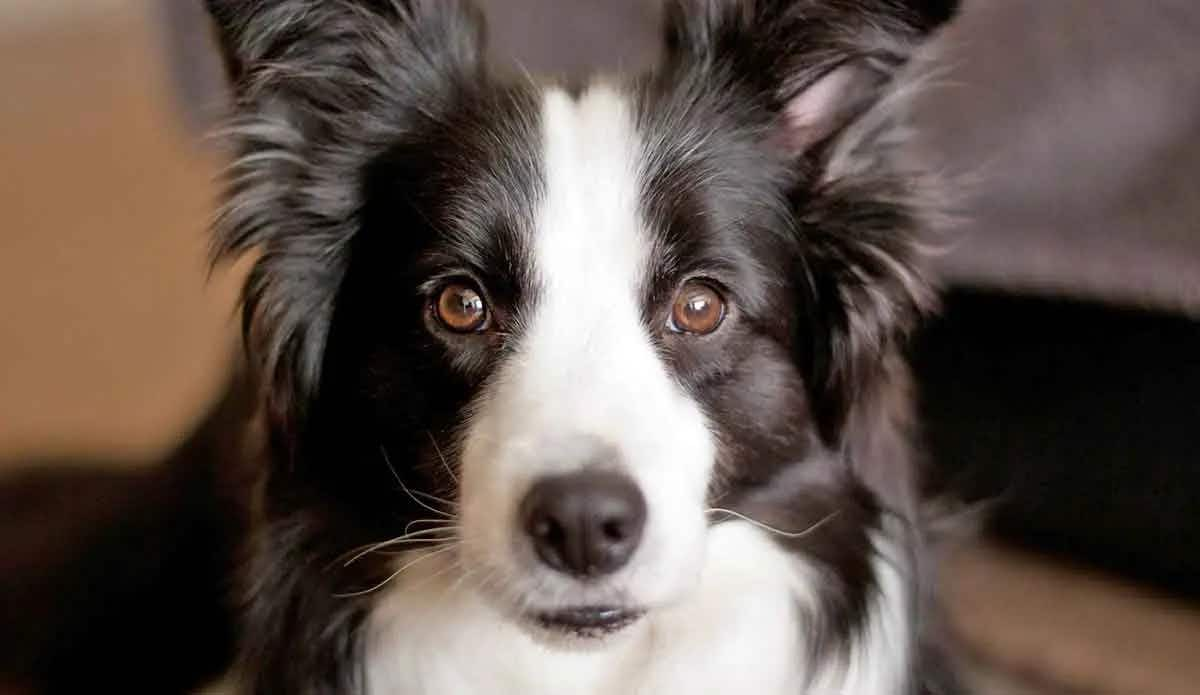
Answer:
[403,518,456,537]
[426,430,459,485]
[446,563,480,597]
[325,526,457,570]
[333,544,458,599]
[342,533,459,568]
[410,488,459,510]
[705,508,840,539]
[380,445,454,519]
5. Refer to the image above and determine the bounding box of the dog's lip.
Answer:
[534,606,645,635]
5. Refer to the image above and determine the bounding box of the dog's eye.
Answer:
[435,282,489,333]
[669,281,725,335]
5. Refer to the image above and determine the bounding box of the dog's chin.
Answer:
[520,605,647,649]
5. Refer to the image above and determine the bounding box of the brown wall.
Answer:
[0,3,239,465]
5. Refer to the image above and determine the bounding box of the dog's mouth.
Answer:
[533,605,646,638]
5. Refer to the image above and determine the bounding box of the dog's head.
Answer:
[207,0,954,644]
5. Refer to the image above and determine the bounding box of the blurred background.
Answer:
[1,1,1198,693]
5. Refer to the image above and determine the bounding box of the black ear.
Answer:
[663,0,958,140]
[664,0,958,444]
[203,0,485,89]
[202,0,486,438]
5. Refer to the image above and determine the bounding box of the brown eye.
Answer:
[670,281,726,335]
[435,282,489,333]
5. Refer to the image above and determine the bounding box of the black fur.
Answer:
[197,1,961,693]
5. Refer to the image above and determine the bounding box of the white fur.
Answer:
[456,84,714,616]
[365,525,912,695]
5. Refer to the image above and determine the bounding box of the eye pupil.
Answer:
[436,283,488,332]
[671,282,725,335]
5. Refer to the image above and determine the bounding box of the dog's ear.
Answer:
[203,0,486,440]
[664,0,958,444]
[203,1,485,92]
[664,0,957,152]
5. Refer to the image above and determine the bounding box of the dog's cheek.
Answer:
[455,395,536,587]
[704,342,818,496]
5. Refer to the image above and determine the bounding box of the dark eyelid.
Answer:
[659,256,738,293]
[418,268,488,299]
[677,274,734,305]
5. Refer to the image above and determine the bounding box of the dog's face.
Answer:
[379,81,802,627]
[207,0,952,646]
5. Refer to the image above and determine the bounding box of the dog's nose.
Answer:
[520,470,646,579]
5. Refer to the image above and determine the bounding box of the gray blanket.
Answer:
[915,0,1200,317]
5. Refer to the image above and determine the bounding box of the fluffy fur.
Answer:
[202,1,961,693]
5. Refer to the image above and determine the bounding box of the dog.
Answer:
[199,0,962,692]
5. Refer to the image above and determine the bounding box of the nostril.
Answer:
[601,519,627,542]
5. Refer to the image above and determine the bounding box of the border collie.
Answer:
[201,0,961,692]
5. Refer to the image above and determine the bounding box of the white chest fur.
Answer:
[364,522,911,695]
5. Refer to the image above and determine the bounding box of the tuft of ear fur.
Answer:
[663,0,956,117]
[664,0,958,443]
[203,0,485,438]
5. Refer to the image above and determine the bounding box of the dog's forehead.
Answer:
[534,83,646,290]
[425,76,789,314]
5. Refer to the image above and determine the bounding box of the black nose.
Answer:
[520,470,647,579]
